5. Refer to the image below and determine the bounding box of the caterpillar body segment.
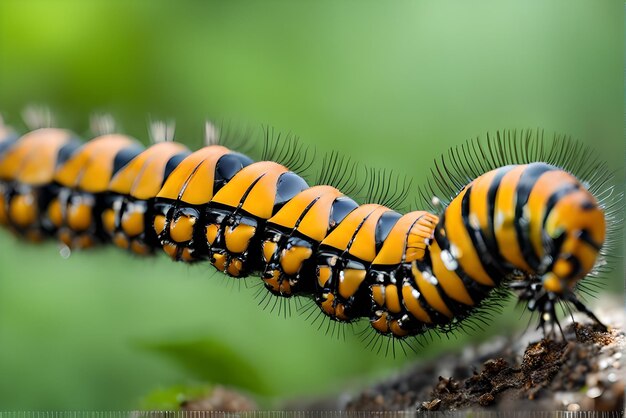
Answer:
[0,128,81,240]
[206,162,310,277]
[0,121,614,346]
[261,185,355,297]
[152,146,255,263]
[51,134,144,249]
[105,141,191,255]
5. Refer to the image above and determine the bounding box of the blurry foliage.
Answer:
[140,384,213,411]
[0,0,622,410]
[136,337,270,396]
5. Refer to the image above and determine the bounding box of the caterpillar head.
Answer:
[540,176,606,295]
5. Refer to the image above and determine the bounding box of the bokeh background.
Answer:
[0,0,623,410]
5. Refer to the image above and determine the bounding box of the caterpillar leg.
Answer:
[510,277,608,337]
[564,291,608,332]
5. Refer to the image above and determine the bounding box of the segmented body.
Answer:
[0,125,609,340]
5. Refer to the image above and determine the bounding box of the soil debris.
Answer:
[345,307,624,412]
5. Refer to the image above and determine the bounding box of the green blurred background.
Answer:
[0,0,622,410]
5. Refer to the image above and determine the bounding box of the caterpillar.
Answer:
[0,114,619,349]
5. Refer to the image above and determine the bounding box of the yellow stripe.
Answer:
[493,165,533,272]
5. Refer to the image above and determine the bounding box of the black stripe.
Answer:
[0,132,19,156]
[213,153,254,193]
[461,185,508,280]
[112,145,144,174]
[408,263,454,326]
[432,223,494,304]
[163,152,191,181]
[273,172,309,213]
[374,211,402,252]
[541,182,580,229]
[55,140,82,167]
[514,163,555,271]
[538,182,581,265]
[578,229,602,251]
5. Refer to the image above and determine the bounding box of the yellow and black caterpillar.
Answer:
[0,116,618,346]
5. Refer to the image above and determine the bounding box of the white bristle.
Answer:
[149,119,176,143]
[90,113,117,136]
[22,105,55,129]
[205,121,219,146]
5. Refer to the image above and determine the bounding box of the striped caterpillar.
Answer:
[0,114,618,348]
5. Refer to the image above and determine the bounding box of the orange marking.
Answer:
[371,284,385,307]
[121,210,144,237]
[401,283,432,324]
[279,277,292,295]
[406,213,438,262]
[109,142,188,199]
[443,188,496,287]
[67,202,92,231]
[320,293,335,316]
[227,258,244,277]
[372,211,437,265]
[384,284,402,313]
[348,206,390,262]
[262,240,277,263]
[153,214,167,235]
[546,191,605,282]
[542,272,563,293]
[181,248,195,262]
[163,243,178,259]
[279,246,312,275]
[157,146,229,201]
[205,224,219,246]
[239,163,288,219]
[468,171,498,240]
[212,253,227,271]
[9,193,37,227]
[55,134,139,193]
[113,233,130,249]
[527,171,579,260]
[390,320,409,337]
[179,147,231,204]
[1,129,73,184]
[321,204,384,261]
[493,165,534,272]
[224,224,256,254]
[335,302,349,321]
[48,198,64,228]
[412,262,453,318]
[338,268,366,299]
[211,162,287,219]
[430,244,475,305]
[263,271,281,293]
[169,215,195,243]
[371,313,389,333]
[269,185,343,241]
[317,266,332,287]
